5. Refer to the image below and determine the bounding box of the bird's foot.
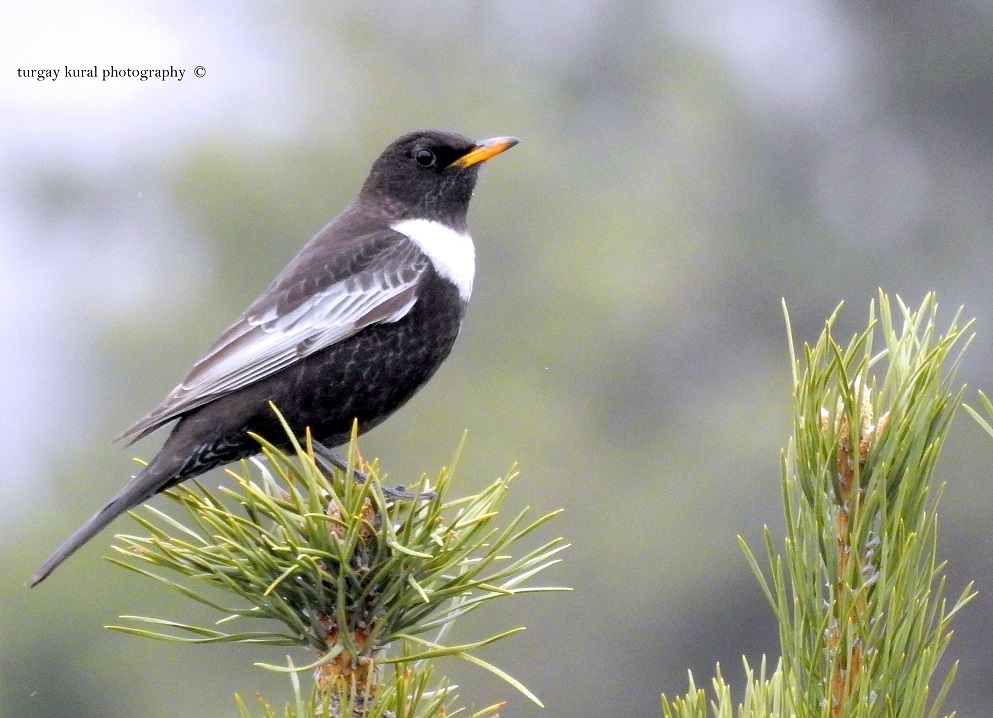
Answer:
[311,440,434,501]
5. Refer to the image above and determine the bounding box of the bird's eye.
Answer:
[415,148,436,167]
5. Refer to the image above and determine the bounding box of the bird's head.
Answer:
[360,130,518,227]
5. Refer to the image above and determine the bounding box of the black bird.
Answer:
[31,130,518,586]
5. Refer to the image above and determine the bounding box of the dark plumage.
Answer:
[31,130,518,586]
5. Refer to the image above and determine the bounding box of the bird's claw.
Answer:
[311,440,434,501]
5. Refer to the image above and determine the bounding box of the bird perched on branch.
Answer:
[31,130,518,586]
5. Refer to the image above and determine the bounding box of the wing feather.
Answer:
[116,230,428,444]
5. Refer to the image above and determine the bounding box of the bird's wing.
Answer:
[116,230,429,444]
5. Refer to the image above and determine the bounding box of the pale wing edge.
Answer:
[114,242,427,444]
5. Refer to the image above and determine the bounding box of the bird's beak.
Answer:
[454,136,520,168]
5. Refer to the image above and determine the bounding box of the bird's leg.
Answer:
[310,440,433,500]
[311,441,369,481]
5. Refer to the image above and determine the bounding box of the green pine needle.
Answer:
[664,292,977,718]
[106,411,567,711]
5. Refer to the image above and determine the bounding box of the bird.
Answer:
[30,129,519,586]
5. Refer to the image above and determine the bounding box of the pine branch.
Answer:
[106,412,568,716]
[663,292,977,718]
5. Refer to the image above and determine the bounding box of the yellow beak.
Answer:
[454,136,520,168]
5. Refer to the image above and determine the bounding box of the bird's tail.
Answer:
[29,462,169,587]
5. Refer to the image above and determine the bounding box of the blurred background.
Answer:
[3,1,993,716]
